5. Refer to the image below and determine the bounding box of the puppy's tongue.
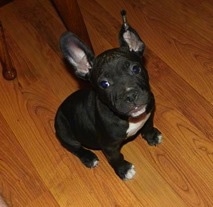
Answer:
[130,105,146,117]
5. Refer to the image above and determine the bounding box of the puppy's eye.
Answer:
[132,65,141,74]
[100,80,110,89]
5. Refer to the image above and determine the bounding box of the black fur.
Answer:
[55,11,162,180]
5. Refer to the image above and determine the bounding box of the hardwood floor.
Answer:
[0,0,212,206]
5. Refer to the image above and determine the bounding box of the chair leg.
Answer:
[51,0,93,51]
[0,22,17,80]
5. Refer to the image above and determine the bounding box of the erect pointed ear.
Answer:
[60,32,94,80]
[119,10,145,55]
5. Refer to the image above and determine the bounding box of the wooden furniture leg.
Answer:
[0,22,17,80]
[51,0,93,51]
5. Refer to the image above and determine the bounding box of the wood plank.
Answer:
[0,112,57,207]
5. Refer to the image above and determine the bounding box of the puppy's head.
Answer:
[60,11,154,118]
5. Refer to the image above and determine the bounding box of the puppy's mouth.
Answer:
[129,104,147,118]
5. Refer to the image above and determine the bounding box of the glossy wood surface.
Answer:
[0,0,212,206]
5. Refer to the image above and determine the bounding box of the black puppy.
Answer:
[55,11,162,180]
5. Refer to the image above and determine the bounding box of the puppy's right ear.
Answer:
[119,10,145,56]
[60,32,94,80]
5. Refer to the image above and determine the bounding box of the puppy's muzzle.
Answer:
[125,89,138,103]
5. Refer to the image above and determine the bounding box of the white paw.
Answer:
[91,159,99,168]
[124,165,136,180]
[157,134,163,144]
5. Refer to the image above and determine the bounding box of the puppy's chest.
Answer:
[126,113,151,137]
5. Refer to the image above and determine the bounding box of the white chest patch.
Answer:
[126,113,151,137]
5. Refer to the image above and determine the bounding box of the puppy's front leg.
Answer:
[141,113,163,146]
[102,143,136,180]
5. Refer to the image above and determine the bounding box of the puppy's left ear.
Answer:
[119,10,145,56]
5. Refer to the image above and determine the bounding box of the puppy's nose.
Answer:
[125,90,138,103]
